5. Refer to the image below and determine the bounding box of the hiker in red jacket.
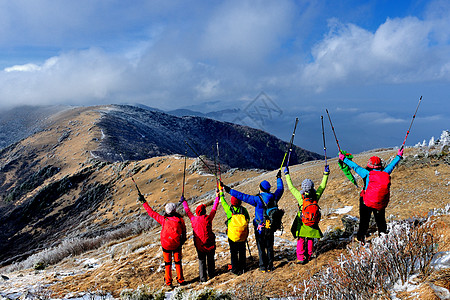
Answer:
[139,195,186,287]
[339,149,403,244]
[179,189,220,282]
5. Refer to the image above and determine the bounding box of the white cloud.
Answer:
[201,0,295,65]
[355,112,406,124]
[300,9,450,91]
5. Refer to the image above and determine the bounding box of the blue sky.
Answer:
[0,0,448,155]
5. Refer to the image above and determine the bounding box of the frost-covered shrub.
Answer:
[291,219,439,299]
[120,285,165,300]
[169,287,232,300]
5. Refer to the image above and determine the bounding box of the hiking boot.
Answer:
[297,260,307,265]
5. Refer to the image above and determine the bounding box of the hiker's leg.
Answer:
[306,238,314,259]
[254,228,268,271]
[237,241,247,273]
[206,250,215,279]
[163,250,173,286]
[297,237,306,261]
[357,197,371,242]
[197,249,207,282]
[374,208,387,234]
[228,239,240,274]
[174,249,184,284]
[266,231,275,271]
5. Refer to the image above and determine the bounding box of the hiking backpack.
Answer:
[160,216,186,251]
[301,193,321,227]
[227,206,249,242]
[259,195,284,232]
[363,170,391,210]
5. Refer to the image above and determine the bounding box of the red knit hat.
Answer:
[367,156,382,169]
[230,196,241,206]
[196,204,206,216]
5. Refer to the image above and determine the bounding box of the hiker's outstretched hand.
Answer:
[138,194,146,204]
[283,166,289,175]
[338,152,345,161]
[220,181,231,193]
[276,170,282,179]
[324,165,330,174]
[398,148,404,157]
[179,195,186,205]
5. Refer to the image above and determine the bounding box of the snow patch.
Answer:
[334,206,353,214]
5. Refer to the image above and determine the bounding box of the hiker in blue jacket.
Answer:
[221,170,284,272]
[339,149,403,244]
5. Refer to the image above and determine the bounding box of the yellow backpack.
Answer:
[227,206,249,242]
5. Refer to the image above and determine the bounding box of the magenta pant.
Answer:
[297,237,313,261]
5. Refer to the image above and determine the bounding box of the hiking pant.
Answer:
[228,238,246,274]
[297,237,314,261]
[254,226,274,271]
[197,249,215,282]
[357,197,387,242]
[163,248,184,286]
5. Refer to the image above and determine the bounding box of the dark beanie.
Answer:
[260,180,271,192]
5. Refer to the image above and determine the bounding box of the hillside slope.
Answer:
[0,104,448,299]
[0,145,448,299]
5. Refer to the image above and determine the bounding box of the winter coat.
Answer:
[343,155,401,190]
[220,191,250,226]
[286,172,328,239]
[229,177,284,226]
[143,202,186,251]
[182,196,220,253]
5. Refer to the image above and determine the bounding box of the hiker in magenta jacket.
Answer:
[339,149,403,244]
[180,190,220,282]
[139,195,186,287]
[284,165,329,264]
[221,171,284,272]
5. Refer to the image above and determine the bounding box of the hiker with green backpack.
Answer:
[220,171,284,272]
[284,165,330,264]
[219,186,250,275]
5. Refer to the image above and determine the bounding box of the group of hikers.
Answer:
[137,147,404,287]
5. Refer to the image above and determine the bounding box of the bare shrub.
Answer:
[3,215,157,272]
[290,219,439,299]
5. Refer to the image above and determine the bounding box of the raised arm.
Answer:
[316,166,330,200]
[343,157,369,178]
[285,173,302,202]
[142,201,165,225]
[182,199,195,220]
[383,154,402,174]
[208,192,221,220]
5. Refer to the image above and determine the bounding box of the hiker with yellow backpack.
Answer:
[219,187,250,275]
[284,165,330,264]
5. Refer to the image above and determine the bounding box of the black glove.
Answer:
[324,165,330,173]
[276,170,281,178]
[220,181,231,193]
[178,195,185,205]
[138,194,146,204]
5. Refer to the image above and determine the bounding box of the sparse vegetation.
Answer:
[290,218,441,299]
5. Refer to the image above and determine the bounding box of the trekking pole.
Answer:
[184,140,218,179]
[120,153,143,197]
[321,115,327,165]
[216,140,222,182]
[182,151,187,198]
[401,96,422,150]
[280,117,299,170]
[246,240,253,260]
[326,109,342,153]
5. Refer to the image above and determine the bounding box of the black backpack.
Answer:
[258,195,284,232]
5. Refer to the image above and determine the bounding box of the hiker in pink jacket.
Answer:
[180,190,220,282]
